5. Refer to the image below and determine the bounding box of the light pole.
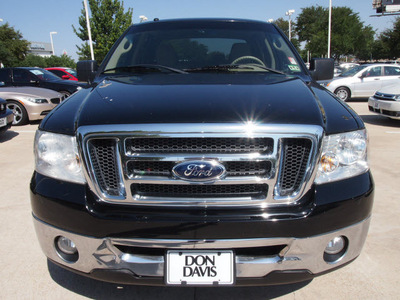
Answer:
[50,32,57,55]
[83,0,95,60]
[285,9,295,41]
[328,0,332,58]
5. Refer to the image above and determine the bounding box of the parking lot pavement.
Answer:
[0,102,399,299]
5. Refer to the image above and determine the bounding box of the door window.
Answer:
[384,66,400,76]
[363,66,382,77]
[13,69,35,83]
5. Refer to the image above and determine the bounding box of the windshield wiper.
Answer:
[244,64,287,75]
[101,64,188,74]
[185,64,286,75]
[185,65,241,73]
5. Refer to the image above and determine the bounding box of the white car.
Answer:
[0,87,64,125]
[368,84,400,120]
[322,64,400,101]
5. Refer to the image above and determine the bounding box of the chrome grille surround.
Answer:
[77,124,323,207]
[374,92,397,101]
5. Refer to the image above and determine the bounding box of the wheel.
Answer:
[6,100,28,126]
[231,56,266,66]
[59,90,71,98]
[335,87,351,102]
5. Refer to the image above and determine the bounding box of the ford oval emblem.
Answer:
[172,160,226,182]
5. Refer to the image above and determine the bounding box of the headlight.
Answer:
[394,95,400,101]
[22,97,48,104]
[315,129,369,184]
[34,131,86,184]
[320,81,331,87]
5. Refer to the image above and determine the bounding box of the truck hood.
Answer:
[76,74,325,127]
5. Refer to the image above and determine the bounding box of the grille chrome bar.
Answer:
[78,124,323,207]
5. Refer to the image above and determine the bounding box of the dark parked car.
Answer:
[0,67,84,97]
[31,18,373,287]
[0,98,14,134]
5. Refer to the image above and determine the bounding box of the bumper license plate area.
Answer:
[0,117,7,127]
[166,250,234,286]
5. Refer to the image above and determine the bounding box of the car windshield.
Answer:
[103,22,305,76]
[29,69,62,81]
[65,69,77,77]
[339,65,366,77]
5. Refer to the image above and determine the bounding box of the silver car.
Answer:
[368,84,400,120]
[322,64,400,101]
[0,87,64,125]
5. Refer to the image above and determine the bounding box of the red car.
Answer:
[45,67,78,81]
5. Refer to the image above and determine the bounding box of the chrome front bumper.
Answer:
[368,98,400,119]
[33,216,370,283]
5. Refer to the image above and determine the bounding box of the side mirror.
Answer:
[77,60,98,83]
[61,75,70,80]
[309,58,334,81]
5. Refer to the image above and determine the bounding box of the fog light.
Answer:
[325,237,345,255]
[324,236,348,263]
[57,236,77,254]
[55,236,79,263]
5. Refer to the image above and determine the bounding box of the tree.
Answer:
[296,6,375,61]
[376,17,400,59]
[73,0,133,64]
[17,54,76,68]
[0,23,30,67]
[273,18,301,52]
[274,18,290,38]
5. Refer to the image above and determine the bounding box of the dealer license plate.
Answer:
[374,102,380,109]
[0,117,7,127]
[166,250,234,285]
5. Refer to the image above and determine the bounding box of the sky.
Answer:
[0,0,397,61]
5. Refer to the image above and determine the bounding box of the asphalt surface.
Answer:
[0,101,399,299]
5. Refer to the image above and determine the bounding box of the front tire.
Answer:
[335,87,351,102]
[6,100,28,126]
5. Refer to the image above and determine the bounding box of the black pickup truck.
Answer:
[31,19,374,286]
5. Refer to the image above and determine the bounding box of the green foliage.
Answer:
[0,23,30,67]
[272,18,301,53]
[73,0,133,64]
[16,54,76,68]
[296,6,375,61]
[274,18,290,38]
[375,17,400,60]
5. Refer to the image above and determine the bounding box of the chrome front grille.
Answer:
[127,160,272,177]
[374,92,396,101]
[50,97,62,104]
[80,124,323,207]
[88,139,121,196]
[125,137,273,154]
[131,183,268,199]
[278,139,312,196]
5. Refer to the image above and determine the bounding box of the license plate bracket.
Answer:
[166,250,234,286]
[0,117,7,127]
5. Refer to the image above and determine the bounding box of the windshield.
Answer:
[339,65,366,77]
[65,69,77,77]
[29,69,62,81]
[103,23,305,76]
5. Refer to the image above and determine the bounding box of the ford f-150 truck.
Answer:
[31,19,374,286]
